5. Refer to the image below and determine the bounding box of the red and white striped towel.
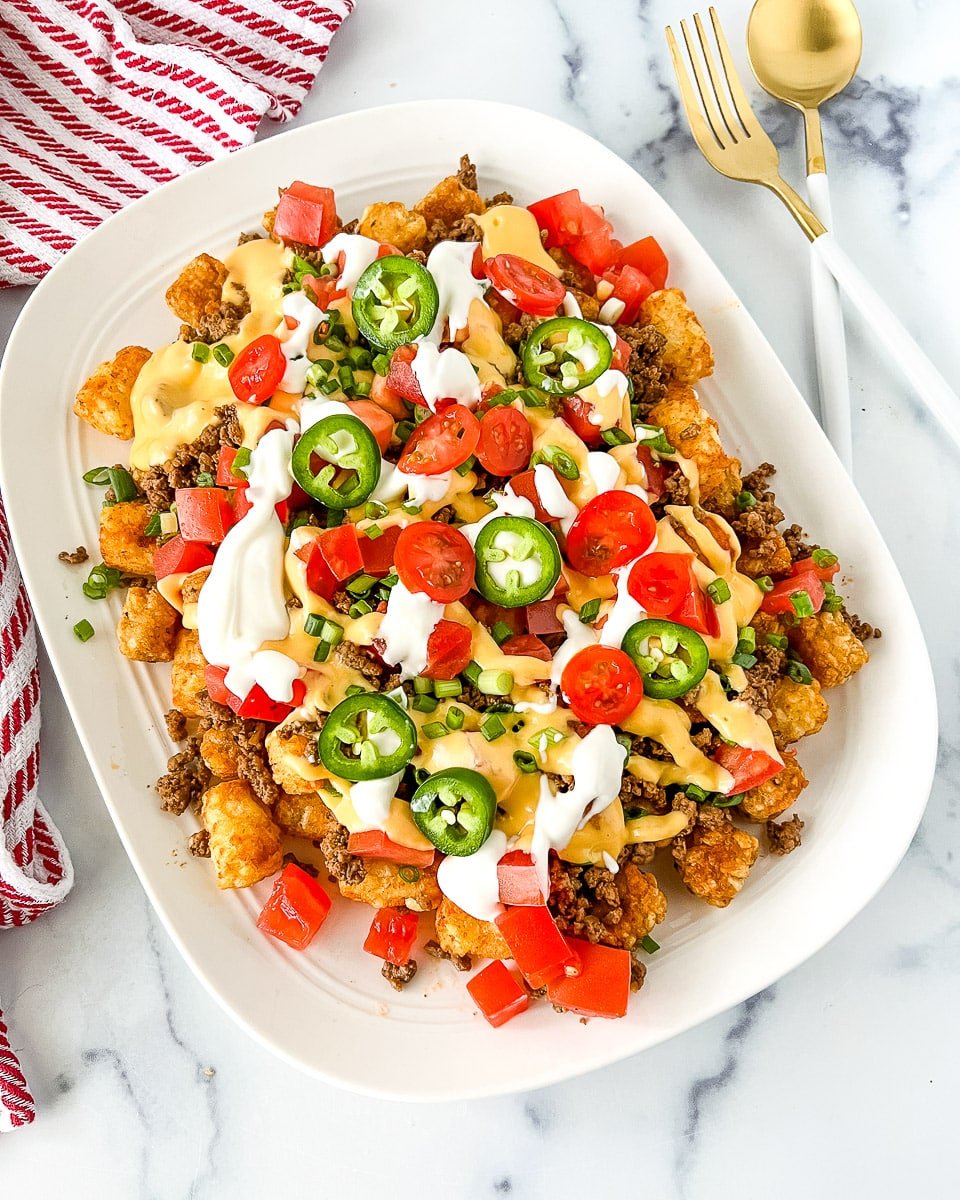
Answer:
[0,0,355,1131]
[0,0,355,286]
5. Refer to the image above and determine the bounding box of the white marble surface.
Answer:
[2,0,958,1193]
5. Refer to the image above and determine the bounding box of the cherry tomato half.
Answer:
[395,521,476,603]
[397,404,480,475]
[635,445,667,501]
[564,491,656,577]
[228,334,286,405]
[483,253,565,318]
[560,393,604,448]
[627,552,697,617]
[476,406,533,476]
[560,645,643,726]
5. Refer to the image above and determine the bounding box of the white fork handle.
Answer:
[812,230,960,452]
[807,174,852,471]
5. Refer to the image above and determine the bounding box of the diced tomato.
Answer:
[528,190,621,273]
[564,491,656,577]
[497,851,545,906]
[713,744,784,795]
[296,525,364,600]
[257,863,332,951]
[467,961,529,1029]
[228,334,286,405]
[507,469,554,524]
[500,634,552,662]
[611,335,633,374]
[470,243,485,278]
[560,393,604,448]
[673,573,721,639]
[303,274,347,309]
[528,189,592,248]
[273,181,338,248]
[346,831,435,869]
[153,535,214,580]
[572,225,622,276]
[483,253,565,318]
[792,555,840,581]
[476,406,533,476]
[465,597,524,639]
[600,263,655,325]
[385,343,424,406]
[359,524,402,577]
[422,619,473,680]
[627,552,698,618]
[635,445,667,501]
[363,907,418,966]
[203,664,235,707]
[370,372,410,421]
[397,404,480,475]
[235,678,306,723]
[494,905,580,989]
[761,570,825,617]
[346,399,395,453]
[216,446,248,489]
[618,236,668,291]
[395,521,475,602]
[525,598,565,637]
[175,487,235,544]
[545,938,631,1019]
[561,645,643,726]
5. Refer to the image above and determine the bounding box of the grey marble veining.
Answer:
[1,0,958,1194]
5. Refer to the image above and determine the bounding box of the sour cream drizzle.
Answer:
[278,291,324,393]
[378,580,444,680]
[423,241,486,344]
[410,341,481,412]
[436,828,507,922]
[351,769,404,830]
[533,463,578,533]
[197,427,299,701]
[321,232,380,292]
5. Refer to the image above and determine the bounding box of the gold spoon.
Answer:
[747,0,862,470]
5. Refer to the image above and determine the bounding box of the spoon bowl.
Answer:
[747,0,862,111]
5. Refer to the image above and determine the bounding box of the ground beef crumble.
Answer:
[736,640,789,716]
[382,960,417,991]
[155,738,210,816]
[767,814,804,855]
[194,695,278,807]
[424,939,471,972]
[630,957,647,992]
[134,406,241,513]
[549,858,627,947]
[188,829,210,857]
[319,821,366,885]
[164,708,188,742]
[615,323,669,415]
[58,546,88,565]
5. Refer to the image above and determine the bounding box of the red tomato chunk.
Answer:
[545,938,631,1019]
[467,961,529,1028]
[761,570,825,617]
[153,535,214,580]
[273,181,338,248]
[363,907,419,966]
[175,487,235,544]
[257,863,332,951]
[422,619,473,680]
[713,745,783,794]
[347,831,435,869]
[494,905,580,988]
[497,851,545,906]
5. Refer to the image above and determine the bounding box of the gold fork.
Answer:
[666,6,960,451]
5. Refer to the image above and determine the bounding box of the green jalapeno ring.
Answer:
[351,256,440,351]
[291,413,381,509]
[410,767,496,857]
[473,515,562,609]
[317,693,417,782]
[622,618,710,700]
[521,316,613,396]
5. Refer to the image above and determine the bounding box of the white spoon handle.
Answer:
[806,174,852,471]
[812,230,960,452]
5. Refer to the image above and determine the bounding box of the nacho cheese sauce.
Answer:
[133,227,782,903]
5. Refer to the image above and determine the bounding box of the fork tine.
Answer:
[665,25,724,156]
[708,5,762,137]
[679,17,730,149]
[693,12,741,142]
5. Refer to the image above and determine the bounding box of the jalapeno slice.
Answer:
[521,316,612,396]
[410,768,496,856]
[291,413,381,509]
[352,256,440,351]
[317,693,417,781]
[473,515,562,608]
[622,618,709,700]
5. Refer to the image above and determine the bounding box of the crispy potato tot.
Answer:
[201,780,283,889]
[639,287,714,384]
[199,727,240,779]
[273,790,338,841]
[181,567,210,606]
[750,610,787,641]
[99,501,155,576]
[358,201,427,253]
[738,755,808,822]
[265,724,331,797]
[614,864,668,949]
[414,173,485,228]
[767,676,829,745]
[673,810,759,907]
[170,627,207,717]
[339,860,442,913]
[165,253,228,327]
[788,611,869,689]
[738,532,793,579]
[116,587,178,662]
[434,898,509,961]
[73,345,151,440]
[648,382,742,511]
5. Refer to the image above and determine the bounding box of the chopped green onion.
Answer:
[413,404,432,426]
[755,575,774,593]
[787,659,813,685]
[513,750,539,774]
[434,679,462,699]
[445,705,465,730]
[790,589,815,619]
[491,621,513,646]
[455,455,476,477]
[313,641,332,663]
[338,364,355,393]
[400,500,422,516]
[477,669,513,696]
[73,619,94,642]
[412,694,438,714]
[731,652,757,669]
[635,423,675,455]
[822,582,844,613]
[326,508,344,527]
[380,572,399,590]
[319,619,343,646]
[346,346,372,370]
[601,428,633,447]
[107,466,137,502]
[422,721,448,739]
[190,342,211,363]
[231,447,252,479]
[304,612,325,637]
[736,626,756,653]
[395,420,415,442]
[481,714,506,742]
[324,334,346,354]
[320,376,340,396]
[685,784,710,803]
[365,501,388,520]
[579,598,601,624]
[143,513,162,537]
[765,633,788,650]
[531,445,579,480]
[711,794,742,808]
[398,866,421,884]
[639,935,660,954]
[345,573,377,596]
[528,727,565,751]
[212,343,234,367]
[365,523,383,541]
[519,387,548,408]
[195,472,216,489]
[353,378,372,399]
[736,490,757,511]
[82,466,111,485]
[82,563,123,600]
[462,660,482,686]
[159,511,179,537]
[615,731,633,757]
[706,578,731,605]
[812,548,838,569]
[413,677,433,695]
[372,353,390,376]
[345,684,366,697]
[348,599,373,618]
